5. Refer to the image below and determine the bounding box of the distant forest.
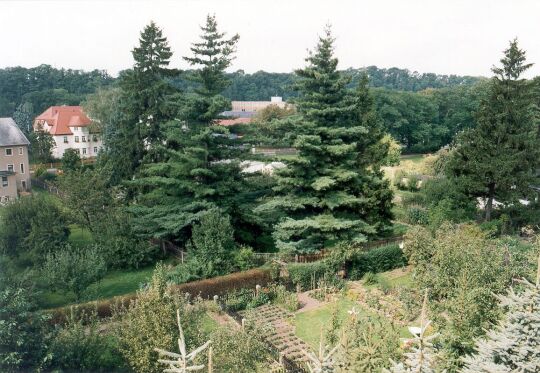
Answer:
[0,64,485,152]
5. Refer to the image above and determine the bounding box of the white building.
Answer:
[33,106,103,159]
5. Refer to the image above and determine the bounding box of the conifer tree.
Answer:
[383,292,444,373]
[258,26,393,253]
[105,21,178,182]
[461,255,540,372]
[447,39,540,221]
[131,15,243,244]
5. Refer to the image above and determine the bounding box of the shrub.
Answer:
[62,148,81,172]
[287,261,332,291]
[47,311,127,372]
[185,209,237,278]
[233,245,256,271]
[268,283,299,312]
[210,324,272,372]
[0,195,69,263]
[42,244,107,300]
[362,271,378,285]
[0,286,51,373]
[113,264,206,373]
[406,206,429,225]
[347,244,407,280]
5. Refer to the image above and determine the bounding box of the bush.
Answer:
[0,195,69,263]
[42,244,107,300]
[113,264,207,373]
[362,271,378,285]
[268,283,299,312]
[233,245,256,271]
[406,206,429,225]
[287,261,332,291]
[347,244,407,280]
[47,311,127,372]
[0,286,51,373]
[210,324,272,373]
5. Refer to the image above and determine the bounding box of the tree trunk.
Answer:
[485,183,496,221]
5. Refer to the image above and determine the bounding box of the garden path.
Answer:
[297,291,322,313]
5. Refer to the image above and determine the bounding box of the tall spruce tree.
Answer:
[461,256,540,373]
[105,21,178,182]
[130,15,243,244]
[258,27,393,253]
[447,39,540,221]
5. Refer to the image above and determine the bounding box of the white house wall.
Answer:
[51,126,103,159]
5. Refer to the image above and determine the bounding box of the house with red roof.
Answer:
[33,106,103,159]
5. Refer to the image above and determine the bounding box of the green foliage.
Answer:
[0,195,69,263]
[447,39,540,221]
[462,264,540,373]
[287,261,333,291]
[42,244,107,300]
[403,224,533,368]
[30,122,55,163]
[261,28,393,253]
[177,210,238,281]
[210,324,271,373]
[130,16,246,246]
[233,245,256,271]
[337,314,402,372]
[0,64,112,117]
[47,311,127,372]
[12,102,34,135]
[61,148,81,171]
[405,206,429,225]
[114,264,206,373]
[347,244,407,280]
[103,21,178,183]
[0,286,51,373]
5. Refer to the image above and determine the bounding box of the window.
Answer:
[7,165,13,172]
[18,147,23,155]
[63,136,68,143]
[82,148,87,155]
[20,164,24,174]
[5,148,12,156]
[1,177,7,187]
[93,135,98,142]
[82,136,86,142]
[93,147,98,154]
[75,136,79,143]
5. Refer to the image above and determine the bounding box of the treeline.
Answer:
[0,65,113,117]
[0,62,485,153]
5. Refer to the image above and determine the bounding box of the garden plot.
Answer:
[239,304,313,366]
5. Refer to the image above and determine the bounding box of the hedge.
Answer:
[48,268,273,323]
[347,244,407,280]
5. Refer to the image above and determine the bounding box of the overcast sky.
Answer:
[1,0,539,78]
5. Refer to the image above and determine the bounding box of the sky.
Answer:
[1,0,539,78]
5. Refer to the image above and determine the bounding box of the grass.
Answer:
[295,297,359,349]
[39,265,156,309]
[68,224,94,247]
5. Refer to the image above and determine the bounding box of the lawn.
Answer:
[39,265,155,309]
[68,224,94,247]
[295,297,359,349]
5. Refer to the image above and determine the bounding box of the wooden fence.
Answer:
[31,178,61,195]
[252,235,404,264]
